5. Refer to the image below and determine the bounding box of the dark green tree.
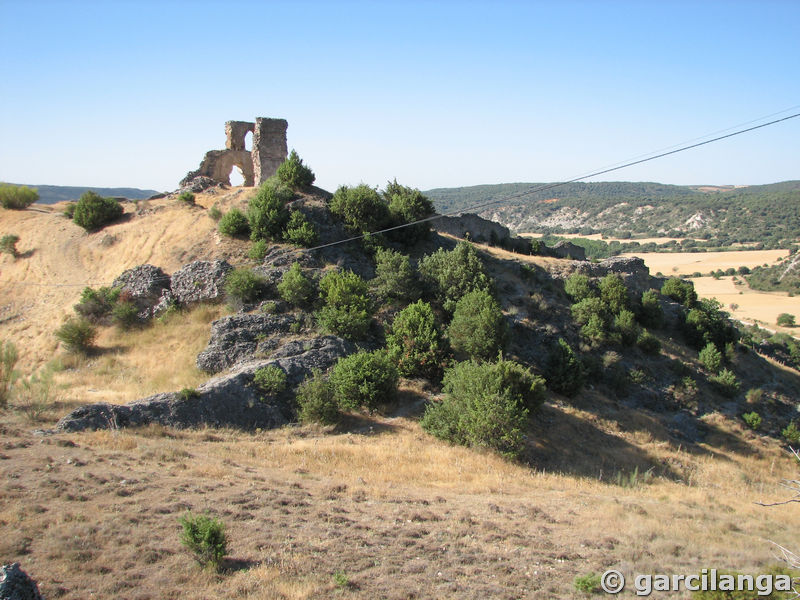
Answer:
[446,289,507,361]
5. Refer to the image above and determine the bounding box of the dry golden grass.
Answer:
[0,190,252,372]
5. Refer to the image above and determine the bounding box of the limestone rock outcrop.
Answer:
[432,213,511,244]
[0,563,44,600]
[56,336,354,433]
[112,264,171,318]
[169,260,233,306]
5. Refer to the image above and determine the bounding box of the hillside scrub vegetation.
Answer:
[72,190,124,231]
[316,270,373,340]
[0,184,39,209]
[419,241,492,313]
[276,149,316,189]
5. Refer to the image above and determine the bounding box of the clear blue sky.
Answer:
[1,0,798,193]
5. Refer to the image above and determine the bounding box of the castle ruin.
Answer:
[181,117,288,187]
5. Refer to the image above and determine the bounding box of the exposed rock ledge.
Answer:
[56,335,353,433]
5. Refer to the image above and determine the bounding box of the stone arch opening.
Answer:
[244,130,253,152]
[229,165,245,187]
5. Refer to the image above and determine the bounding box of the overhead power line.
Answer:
[3,108,799,288]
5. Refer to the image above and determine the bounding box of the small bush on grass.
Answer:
[0,340,19,409]
[111,300,140,330]
[248,239,269,261]
[636,329,661,355]
[208,204,223,221]
[699,342,723,373]
[277,263,316,307]
[16,369,57,422]
[573,572,602,593]
[545,338,584,397]
[276,149,316,189]
[782,422,800,444]
[179,512,227,570]
[709,368,739,397]
[247,180,293,241]
[421,357,545,458]
[0,184,38,209]
[225,268,268,307]
[777,312,796,327]
[74,286,122,323]
[316,270,372,340]
[0,234,20,258]
[55,317,97,354]
[296,369,339,424]
[72,191,124,231]
[179,388,200,400]
[741,411,762,430]
[283,210,318,247]
[446,289,507,361]
[253,365,286,396]
[178,191,195,204]
[372,247,419,302]
[386,300,448,379]
[218,208,250,238]
[330,350,398,411]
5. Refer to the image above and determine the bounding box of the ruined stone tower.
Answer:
[181,117,288,187]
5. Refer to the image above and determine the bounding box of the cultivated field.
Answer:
[620,249,789,276]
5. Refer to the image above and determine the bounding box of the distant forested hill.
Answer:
[3,183,160,205]
[425,180,800,247]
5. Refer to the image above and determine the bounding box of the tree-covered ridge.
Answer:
[425,180,800,248]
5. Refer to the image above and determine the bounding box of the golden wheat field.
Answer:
[620,249,790,276]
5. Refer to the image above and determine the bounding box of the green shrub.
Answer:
[636,329,661,355]
[178,191,195,204]
[745,388,763,404]
[208,204,223,221]
[446,289,507,361]
[295,369,339,424]
[74,286,121,323]
[782,421,800,444]
[218,207,250,237]
[0,184,38,209]
[179,512,227,570]
[247,180,292,241]
[581,313,608,344]
[684,298,738,351]
[72,191,124,231]
[421,358,544,458]
[638,289,664,328]
[598,274,629,313]
[741,411,762,430]
[571,297,607,326]
[0,340,19,409]
[372,247,419,302]
[248,239,269,261]
[0,234,20,258]
[111,300,140,330]
[563,273,595,302]
[277,263,316,307]
[316,270,372,340]
[418,242,492,313]
[15,368,56,422]
[330,350,398,411]
[661,277,697,306]
[276,149,315,189]
[283,210,318,247]
[386,300,448,379]
[330,184,390,234]
[383,179,434,244]
[224,268,267,306]
[709,368,739,397]
[777,312,796,327]
[573,572,602,593]
[614,309,640,346]
[253,365,286,396]
[698,342,723,373]
[179,388,200,400]
[690,567,795,599]
[545,338,584,397]
[55,317,97,353]
[63,203,76,218]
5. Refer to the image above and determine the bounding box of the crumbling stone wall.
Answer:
[253,118,289,185]
[181,117,287,188]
